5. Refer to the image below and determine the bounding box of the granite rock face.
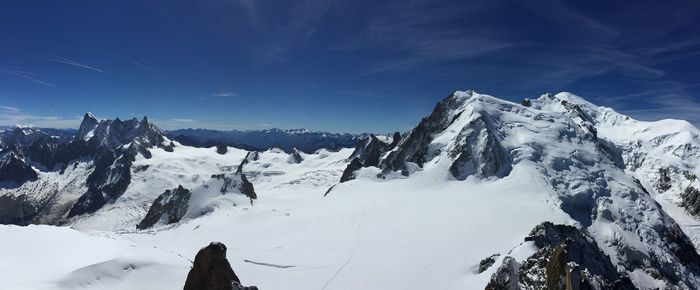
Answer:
[484,222,693,289]
[340,133,401,182]
[137,185,192,229]
[183,242,259,290]
[289,148,303,164]
[0,150,38,186]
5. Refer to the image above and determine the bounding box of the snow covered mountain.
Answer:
[0,113,176,224]
[1,91,700,289]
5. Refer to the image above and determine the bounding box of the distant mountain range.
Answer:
[1,125,370,154]
[166,128,370,153]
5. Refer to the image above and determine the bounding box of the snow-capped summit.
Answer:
[341,90,700,287]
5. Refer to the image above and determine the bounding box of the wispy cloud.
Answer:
[238,0,260,26]
[0,106,81,128]
[42,54,106,73]
[129,59,157,73]
[256,0,332,64]
[0,106,19,112]
[212,91,237,97]
[359,1,509,75]
[169,118,197,123]
[2,69,58,88]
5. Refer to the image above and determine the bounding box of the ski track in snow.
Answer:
[321,221,360,290]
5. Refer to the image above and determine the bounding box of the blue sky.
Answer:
[0,0,699,133]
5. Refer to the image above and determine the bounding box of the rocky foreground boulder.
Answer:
[184,242,259,290]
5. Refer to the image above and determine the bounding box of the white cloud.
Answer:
[169,118,197,123]
[42,54,105,73]
[212,91,237,97]
[2,69,57,88]
[0,106,20,112]
[0,106,81,128]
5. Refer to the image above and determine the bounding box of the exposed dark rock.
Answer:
[521,98,532,107]
[289,148,303,164]
[0,194,37,225]
[340,158,363,183]
[216,143,228,155]
[340,132,401,182]
[485,256,519,290]
[448,116,510,180]
[0,151,38,186]
[236,152,259,173]
[560,100,597,140]
[682,186,700,216]
[211,173,257,200]
[657,167,672,192]
[183,242,259,290]
[478,254,500,274]
[76,113,99,140]
[380,93,465,173]
[67,148,135,217]
[323,185,336,197]
[137,185,192,229]
[487,222,632,290]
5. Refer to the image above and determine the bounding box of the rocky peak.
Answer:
[289,148,303,164]
[77,112,99,141]
[340,131,402,182]
[75,113,169,156]
[0,150,38,186]
[139,115,149,127]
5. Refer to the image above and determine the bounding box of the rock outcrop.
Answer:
[137,185,192,229]
[216,143,228,155]
[183,242,259,290]
[485,222,642,290]
[289,148,303,164]
[340,132,401,182]
[211,173,257,200]
[0,150,38,186]
[447,116,510,180]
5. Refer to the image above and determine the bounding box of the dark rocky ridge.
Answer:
[0,150,38,186]
[340,132,401,183]
[137,185,191,230]
[485,222,636,290]
[289,148,303,164]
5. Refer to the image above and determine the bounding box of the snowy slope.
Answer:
[533,92,700,248]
